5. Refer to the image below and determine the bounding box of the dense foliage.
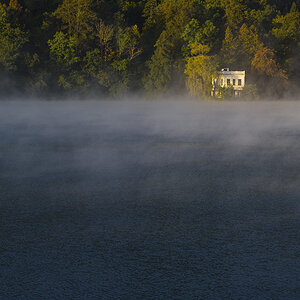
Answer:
[0,0,299,98]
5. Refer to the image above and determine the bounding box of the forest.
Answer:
[0,0,299,99]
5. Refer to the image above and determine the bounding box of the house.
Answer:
[212,68,245,97]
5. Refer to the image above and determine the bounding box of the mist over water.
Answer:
[1,100,300,299]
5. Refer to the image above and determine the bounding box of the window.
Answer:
[227,79,230,85]
[233,79,236,85]
[238,79,242,86]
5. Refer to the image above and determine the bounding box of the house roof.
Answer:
[219,68,245,75]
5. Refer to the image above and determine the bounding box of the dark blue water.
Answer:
[0,101,299,299]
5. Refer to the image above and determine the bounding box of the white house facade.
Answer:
[212,68,246,97]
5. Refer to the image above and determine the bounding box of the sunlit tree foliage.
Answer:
[0,0,299,98]
[0,4,28,71]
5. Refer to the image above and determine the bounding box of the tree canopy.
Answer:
[0,0,299,98]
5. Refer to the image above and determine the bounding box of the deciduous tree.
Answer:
[54,0,97,41]
[0,4,28,71]
[252,46,287,79]
[185,43,218,97]
[48,31,79,67]
[96,19,114,60]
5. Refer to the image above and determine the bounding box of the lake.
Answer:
[0,100,299,298]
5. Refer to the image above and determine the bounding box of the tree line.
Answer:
[0,0,299,99]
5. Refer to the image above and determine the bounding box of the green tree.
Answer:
[107,24,143,96]
[238,24,262,69]
[182,19,219,51]
[221,23,262,70]
[184,43,218,97]
[54,0,97,41]
[251,46,288,96]
[220,26,239,67]
[143,0,195,93]
[48,31,83,90]
[216,85,234,99]
[222,0,246,31]
[245,1,277,35]
[252,46,287,79]
[143,30,174,93]
[142,0,158,30]
[272,8,300,43]
[0,4,28,71]
[116,25,142,61]
[82,48,111,90]
[48,31,79,67]
[239,24,262,57]
[272,4,300,82]
[96,19,114,61]
[272,7,300,59]
[0,0,299,98]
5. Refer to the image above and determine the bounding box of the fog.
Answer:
[1,99,300,298]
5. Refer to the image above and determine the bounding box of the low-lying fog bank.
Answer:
[0,100,299,298]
